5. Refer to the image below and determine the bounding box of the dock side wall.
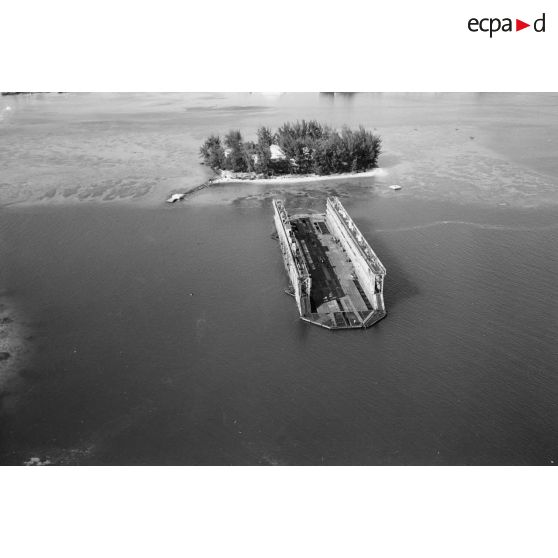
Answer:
[272,200,312,317]
[325,197,386,313]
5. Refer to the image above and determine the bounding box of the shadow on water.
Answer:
[362,229,420,310]
[294,317,311,342]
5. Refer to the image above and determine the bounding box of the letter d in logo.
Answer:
[534,13,546,32]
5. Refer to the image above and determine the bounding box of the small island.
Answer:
[199,120,381,180]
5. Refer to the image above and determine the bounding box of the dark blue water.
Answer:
[1,193,557,465]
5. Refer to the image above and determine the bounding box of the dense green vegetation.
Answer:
[199,120,381,176]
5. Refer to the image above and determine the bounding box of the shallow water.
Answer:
[1,94,557,465]
[2,92,558,208]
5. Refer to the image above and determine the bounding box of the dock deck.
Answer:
[290,213,385,329]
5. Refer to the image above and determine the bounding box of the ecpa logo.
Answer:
[468,13,546,37]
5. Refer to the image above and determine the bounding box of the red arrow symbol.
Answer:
[516,19,530,31]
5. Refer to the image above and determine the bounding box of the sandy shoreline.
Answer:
[210,168,387,185]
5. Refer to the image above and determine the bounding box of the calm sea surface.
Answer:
[0,93,557,465]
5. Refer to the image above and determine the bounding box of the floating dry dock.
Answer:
[273,197,387,329]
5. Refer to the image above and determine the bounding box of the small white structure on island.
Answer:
[269,144,286,160]
[225,143,286,166]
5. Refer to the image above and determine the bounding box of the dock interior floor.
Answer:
[291,214,381,329]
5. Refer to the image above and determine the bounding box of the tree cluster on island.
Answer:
[199,120,381,177]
